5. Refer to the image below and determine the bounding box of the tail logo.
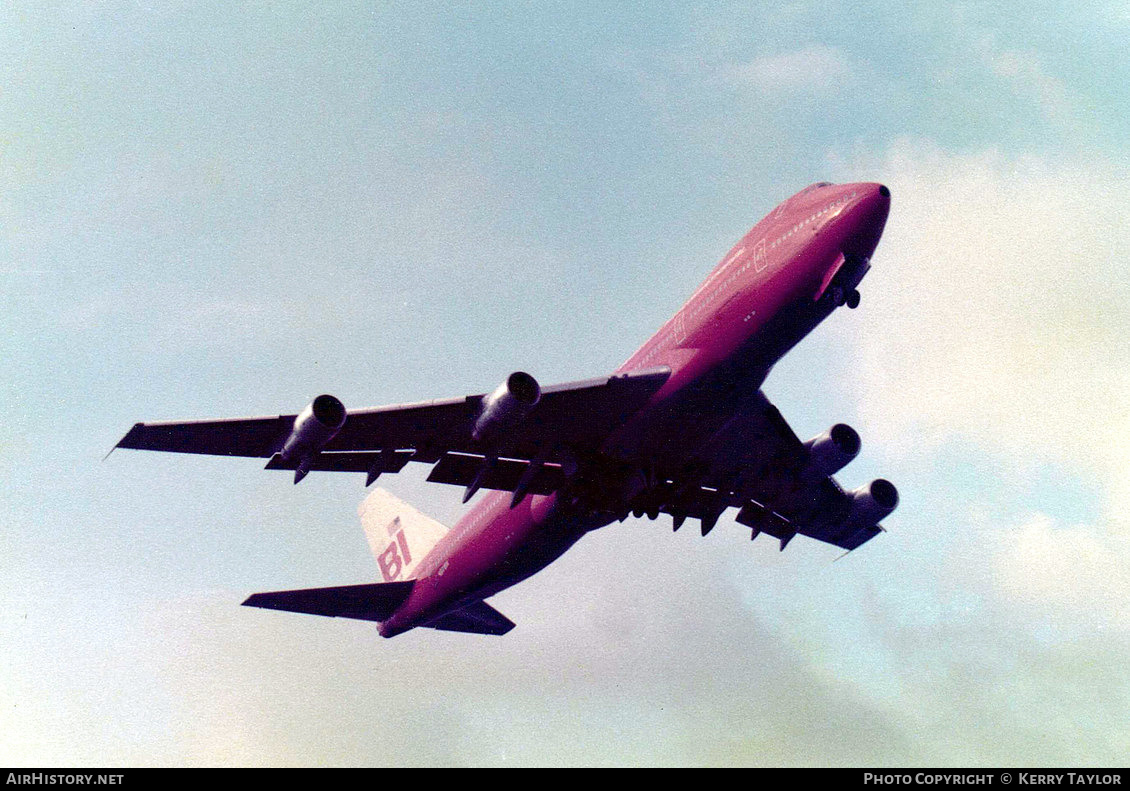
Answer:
[377,517,413,581]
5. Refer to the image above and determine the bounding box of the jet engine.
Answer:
[280,394,347,464]
[803,423,861,478]
[472,371,541,443]
[843,479,899,527]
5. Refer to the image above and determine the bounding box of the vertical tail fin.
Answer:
[360,487,449,583]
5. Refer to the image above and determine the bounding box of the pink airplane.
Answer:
[118,181,897,637]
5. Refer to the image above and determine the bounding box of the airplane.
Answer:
[116,181,897,638]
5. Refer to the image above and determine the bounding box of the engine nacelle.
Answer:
[803,423,861,478]
[281,394,347,463]
[472,371,541,443]
[844,479,899,527]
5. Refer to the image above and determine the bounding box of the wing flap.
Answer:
[656,485,885,551]
[242,580,415,622]
[426,453,565,495]
[424,600,515,636]
[264,450,413,474]
[734,501,882,550]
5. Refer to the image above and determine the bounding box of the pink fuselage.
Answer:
[379,182,890,637]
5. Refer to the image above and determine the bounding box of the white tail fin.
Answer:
[359,487,449,583]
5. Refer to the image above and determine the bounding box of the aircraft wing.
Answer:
[654,480,883,551]
[640,390,890,551]
[117,369,889,549]
[116,368,672,481]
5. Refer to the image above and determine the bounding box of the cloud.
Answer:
[726,45,856,94]
[985,49,1070,113]
[974,38,1080,134]
[990,513,1130,632]
[9,138,1130,767]
[822,139,1130,674]
[828,140,1130,523]
[10,513,1129,767]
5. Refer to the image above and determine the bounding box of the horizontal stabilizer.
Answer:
[242,580,415,622]
[424,600,515,636]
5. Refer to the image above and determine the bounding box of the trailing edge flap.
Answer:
[242,580,415,622]
[360,487,449,583]
[424,600,515,636]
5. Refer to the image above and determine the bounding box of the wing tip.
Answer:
[115,425,135,447]
[114,422,148,451]
[241,593,272,610]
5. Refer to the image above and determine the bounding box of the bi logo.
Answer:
[377,516,413,582]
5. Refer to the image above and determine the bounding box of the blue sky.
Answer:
[2,1,1129,766]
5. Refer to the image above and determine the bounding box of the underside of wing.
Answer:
[327,367,671,461]
[116,368,896,552]
[117,414,293,457]
[630,390,897,551]
[424,453,566,496]
[115,368,672,489]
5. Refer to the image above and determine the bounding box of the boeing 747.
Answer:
[117,181,897,637]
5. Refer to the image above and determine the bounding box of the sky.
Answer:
[2,0,1129,767]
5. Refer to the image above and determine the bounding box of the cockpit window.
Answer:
[798,182,834,195]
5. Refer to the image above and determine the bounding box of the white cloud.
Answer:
[991,513,1130,632]
[727,45,855,94]
[972,35,1080,133]
[829,141,1130,524]
[986,49,1069,111]
[11,136,1130,766]
[824,140,1130,657]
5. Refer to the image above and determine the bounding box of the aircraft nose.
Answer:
[840,182,890,260]
[865,183,891,225]
[865,182,890,221]
[855,182,890,211]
